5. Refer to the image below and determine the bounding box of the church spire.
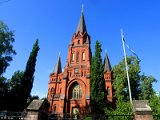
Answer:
[76,4,87,35]
[53,54,62,74]
[104,53,112,72]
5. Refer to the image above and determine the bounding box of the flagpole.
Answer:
[121,29,133,106]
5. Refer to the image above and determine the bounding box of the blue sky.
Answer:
[0,0,160,98]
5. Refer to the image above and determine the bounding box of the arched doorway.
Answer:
[67,82,83,118]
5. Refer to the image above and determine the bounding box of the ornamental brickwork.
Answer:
[47,10,113,115]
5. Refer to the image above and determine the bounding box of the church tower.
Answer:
[47,7,113,117]
[47,9,92,116]
[63,8,92,115]
[104,53,113,102]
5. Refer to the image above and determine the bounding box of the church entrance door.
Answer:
[72,107,79,119]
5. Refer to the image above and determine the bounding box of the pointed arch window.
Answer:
[51,87,55,94]
[72,53,75,61]
[53,104,56,112]
[60,88,62,93]
[70,83,82,99]
[76,52,79,62]
[107,87,110,96]
[51,88,53,93]
[77,40,80,44]
[82,52,85,60]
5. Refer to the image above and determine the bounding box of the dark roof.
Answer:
[132,100,152,112]
[54,54,62,74]
[76,11,87,35]
[27,100,44,111]
[86,36,89,43]
[104,53,112,72]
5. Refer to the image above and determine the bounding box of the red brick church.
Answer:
[47,9,113,115]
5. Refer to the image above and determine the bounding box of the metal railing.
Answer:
[1,111,159,120]
[48,113,134,120]
[0,111,27,120]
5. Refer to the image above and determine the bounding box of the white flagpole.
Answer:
[121,29,133,106]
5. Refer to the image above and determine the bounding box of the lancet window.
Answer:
[71,83,82,99]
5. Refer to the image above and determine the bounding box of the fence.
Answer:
[0,111,27,120]
[48,113,134,120]
[0,111,159,120]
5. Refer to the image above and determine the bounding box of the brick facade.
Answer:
[47,10,113,115]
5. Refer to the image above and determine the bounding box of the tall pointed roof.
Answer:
[104,53,112,72]
[53,54,62,74]
[76,5,87,34]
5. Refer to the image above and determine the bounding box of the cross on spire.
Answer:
[82,4,84,13]
[76,4,87,34]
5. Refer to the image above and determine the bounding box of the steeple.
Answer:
[53,54,62,74]
[104,53,112,72]
[76,5,87,35]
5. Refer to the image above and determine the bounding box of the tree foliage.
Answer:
[90,40,106,115]
[9,70,24,91]
[2,40,39,111]
[105,56,159,116]
[0,21,16,110]
[0,20,16,75]
[18,39,40,110]
[0,21,40,111]
[0,76,8,110]
[113,56,141,101]
[149,93,160,115]
[140,74,157,100]
[6,71,24,111]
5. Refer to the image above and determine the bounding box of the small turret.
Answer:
[104,53,112,72]
[53,54,62,74]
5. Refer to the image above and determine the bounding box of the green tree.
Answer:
[0,20,16,110]
[104,56,140,119]
[0,21,16,75]
[90,40,106,116]
[113,56,141,102]
[9,71,24,90]
[19,39,40,111]
[7,71,24,111]
[105,101,132,120]
[106,56,158,118]
[140,74,157,100]
[0,76,8,110]
[149,93,160,116]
